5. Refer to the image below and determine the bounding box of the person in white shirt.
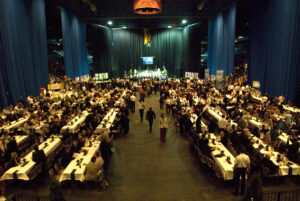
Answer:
[233,152,250,195]
[218,116,228,130]
[159,114,168,142]
[138,100,145,122]
[130,94,136,112]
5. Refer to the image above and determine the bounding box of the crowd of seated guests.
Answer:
[0,78,137,192]
[157,75,299,180]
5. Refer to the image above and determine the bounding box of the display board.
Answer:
[185,72,199,79]
[94,73,109,81]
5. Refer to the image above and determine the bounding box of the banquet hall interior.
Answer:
[0,0,300,201]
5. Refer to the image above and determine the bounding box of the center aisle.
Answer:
[91,93,236,201]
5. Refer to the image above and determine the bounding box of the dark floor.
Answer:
[63,93,238,201]
[7,93,300,201]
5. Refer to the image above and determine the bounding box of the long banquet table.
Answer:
[61,111,90,133]
[207,109,223,122]
[95,108,118,133]
[1,137,62,181]
[199,133,235,180]
[250,134,300,176]
[0,116,29,133]
[59,141,101,182]
[283,105,300,114]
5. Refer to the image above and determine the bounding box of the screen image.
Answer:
[142,57,154,65]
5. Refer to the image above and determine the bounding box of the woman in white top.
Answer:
[138,100,145,122]
[159,114,168,142]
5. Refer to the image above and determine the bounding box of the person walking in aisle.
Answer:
[146,107,156,132]
[130,93,136,112]
[138,100,145,122]
[159,114,168,142]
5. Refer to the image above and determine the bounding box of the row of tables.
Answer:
[250,134,300,176]
[1,137,62,181]
[199,133,235,180]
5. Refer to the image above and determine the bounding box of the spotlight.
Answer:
[168,25,172,28]
[182,19,187,24]
[107,21,113,25]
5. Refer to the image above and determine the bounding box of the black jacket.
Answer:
[146,110,156,122]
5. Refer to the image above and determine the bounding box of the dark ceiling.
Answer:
[56,0,237,28]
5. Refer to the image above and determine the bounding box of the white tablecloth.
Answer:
[35,123,49,134]
[15,135,28,146]
[248,119,265,130]
[250,135,300,176]
[199,133,235,180]
[61,111,90,133]
[59,141,101,182]
[95,109,118,133]
[1,137,62,181]
[0,117,29,133]
[208,109,222,122]
[283,105,300,114]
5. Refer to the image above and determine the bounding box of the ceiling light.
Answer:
[107,21,113,25]
[134,0,162,15]
[168,25,172,28]
[182,19,187,24]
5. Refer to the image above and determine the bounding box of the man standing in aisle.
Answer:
[146,107,156,132]
[233,151,250,195]
[130,93,136,113]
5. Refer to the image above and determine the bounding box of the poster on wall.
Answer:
[253,81,260,88]
[185,72,199,79]
[216,70,224,80]
[204,69,210,79]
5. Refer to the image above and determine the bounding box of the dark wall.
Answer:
[0,0,48,108]
[249,0,300,103]
[89,24,202,78]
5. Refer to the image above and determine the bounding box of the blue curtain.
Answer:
[0,0,48,109]
[207,3,236,76]
[249,0,300,103]
[61,8,88,79]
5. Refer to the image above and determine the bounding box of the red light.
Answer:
[134,0,162,15]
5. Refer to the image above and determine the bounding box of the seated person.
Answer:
[262,153,278,175]
[85,157,102,182]
[32,145,46,165]
[287,137,300,163]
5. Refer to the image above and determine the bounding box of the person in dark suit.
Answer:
[32,145,46,165]
[120,113,129,135]
[146,107,156,132]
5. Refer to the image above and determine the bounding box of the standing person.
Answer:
[138,100,145,122]
[159,114,168,142]
[120,113,129,135]
[233,151,250,195]
[146,107,156,132]
[130,93,136,112]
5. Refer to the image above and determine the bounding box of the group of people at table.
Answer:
[0,79,133,193]
[158,78,299,195]
[0,75,299,195]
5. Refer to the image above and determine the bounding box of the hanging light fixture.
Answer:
[134,0,162,15]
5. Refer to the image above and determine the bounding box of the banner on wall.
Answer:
[94,73,109,81]
[253,81,260,88]
[216,70,224,80]
[185,72,199,80]
[204,69,210,79]
[48,83,64,90]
